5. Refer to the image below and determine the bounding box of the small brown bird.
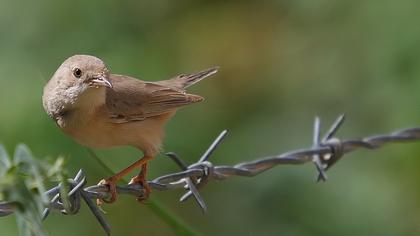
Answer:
[42,55,217,203]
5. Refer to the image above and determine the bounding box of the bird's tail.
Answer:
[180,67,219,88]
[157,67,219,90]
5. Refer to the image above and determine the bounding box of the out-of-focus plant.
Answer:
[0,144,67,236]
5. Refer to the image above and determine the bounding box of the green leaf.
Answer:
[0,144,68,236]
[13,179,47,236]
[13,144,35,176]
[0,144,11,175]
[14,145,49,204]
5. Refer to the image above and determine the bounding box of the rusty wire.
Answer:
[1,115,420,235]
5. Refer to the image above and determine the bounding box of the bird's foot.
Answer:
[129,175,151,202]
[96,178,118,205]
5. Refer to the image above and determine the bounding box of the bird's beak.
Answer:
[90,76,113,88]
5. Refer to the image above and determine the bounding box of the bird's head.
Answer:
[43,55,113,120]
[54,54,112,91]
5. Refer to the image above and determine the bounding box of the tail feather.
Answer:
[186,94,204,103]
[181,67,218,88]
[157,67,218,90]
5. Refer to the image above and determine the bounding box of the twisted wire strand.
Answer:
[1,115,420,235]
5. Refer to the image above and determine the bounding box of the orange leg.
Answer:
[97,155,153,205]
[129,162,151,201]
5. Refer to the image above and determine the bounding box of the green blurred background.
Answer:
[1,0,420,235]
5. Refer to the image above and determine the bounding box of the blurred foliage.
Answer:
[1,0,420,235]
[0,144,66,236]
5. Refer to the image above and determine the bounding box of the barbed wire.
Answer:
[1,115,420,235]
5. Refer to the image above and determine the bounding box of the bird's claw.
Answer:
[129,175,151,202]
[97,178,117,205]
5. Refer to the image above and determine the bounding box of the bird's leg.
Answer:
[129,162,151,201]
[97,155,152,205]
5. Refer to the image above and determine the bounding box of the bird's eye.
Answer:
[73,68,82,78]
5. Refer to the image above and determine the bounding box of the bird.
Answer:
[42,55,217,204]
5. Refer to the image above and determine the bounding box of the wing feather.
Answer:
[105,74,203,123]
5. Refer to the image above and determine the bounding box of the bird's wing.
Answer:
[105,74,203,123]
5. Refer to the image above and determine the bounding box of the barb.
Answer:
[1,115,420,235]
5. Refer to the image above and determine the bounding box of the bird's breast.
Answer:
[61,106,173,155]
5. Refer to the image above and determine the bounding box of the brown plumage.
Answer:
[42,55,217,203]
